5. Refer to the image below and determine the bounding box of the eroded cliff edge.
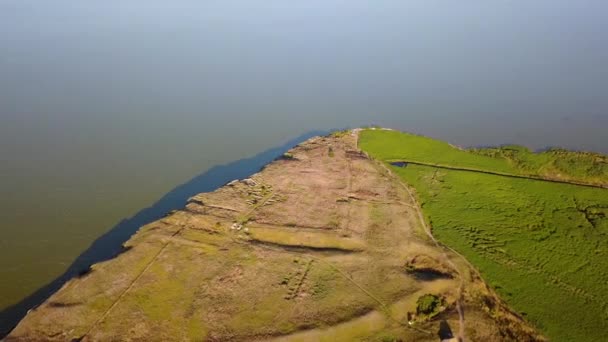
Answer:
[7,131,544,341]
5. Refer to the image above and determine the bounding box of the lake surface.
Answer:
[1,0,607,328]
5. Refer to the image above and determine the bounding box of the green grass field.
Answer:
[360,129,608,186]
[360,129,608,341]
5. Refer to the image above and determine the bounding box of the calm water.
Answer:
[1,0,607,326]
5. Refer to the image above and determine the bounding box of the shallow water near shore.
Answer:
[1,0,607,334]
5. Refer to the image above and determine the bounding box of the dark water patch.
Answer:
[409,269,453,281]
[390,161,408,168]
[407,268,454,281]
[0,130,327,337]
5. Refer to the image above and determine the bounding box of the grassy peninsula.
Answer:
[7,131,542,342]
[360,129,608,342]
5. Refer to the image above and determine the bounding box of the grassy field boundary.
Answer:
[387,159,608,189]
[359,128,608,188]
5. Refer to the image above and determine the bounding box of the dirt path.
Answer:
[354,129,467,341]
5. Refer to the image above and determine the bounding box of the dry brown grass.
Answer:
[8,131,542,342]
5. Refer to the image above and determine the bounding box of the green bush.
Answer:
[416,294,442,316]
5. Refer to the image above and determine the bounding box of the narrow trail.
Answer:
[374,159,466,341]
[398,173,466,340]
[354,129,467,341]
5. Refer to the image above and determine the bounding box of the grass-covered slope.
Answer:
[360,129,608,186]
[15,132,542,342]
[360,129,608,342]
[472,145,608,186]
[359,129,516,172]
